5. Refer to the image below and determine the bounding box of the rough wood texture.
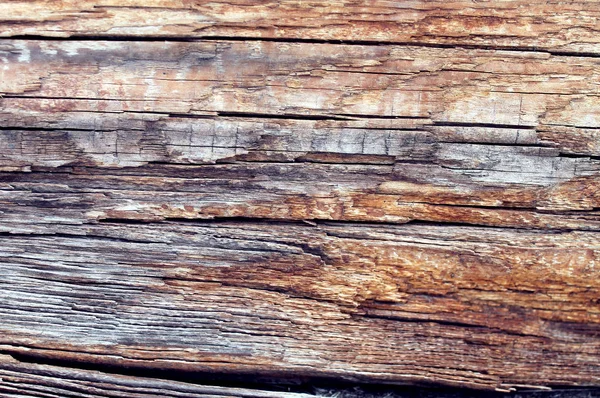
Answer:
[1,40,600,230]
[2,1,600,54]
[1,1,599,396]
[0,354,314,397]
[1,220,599,391]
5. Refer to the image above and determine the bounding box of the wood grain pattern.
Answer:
[1,40,600,231]
[1,221,599,390]
[2,1,600,54]
[1,2,599,395]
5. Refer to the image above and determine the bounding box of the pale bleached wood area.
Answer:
[0,2,599,397]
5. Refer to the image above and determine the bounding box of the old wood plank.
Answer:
[2,40,600,128]
[2,1,600,55]
[0,221,598,390]
[1,3,600,394]
[0,39,599,231]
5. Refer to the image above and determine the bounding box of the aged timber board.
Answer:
[0,1,599,396]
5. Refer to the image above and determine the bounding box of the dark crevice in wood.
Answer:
[0,231,155,244]
[432,122,536,130]
[357,312,496,331]
[2,350,599,398]
[0,125,117,133]
[0,350,326,395]
[97,217,319,227]
[435,141,555,149]
[248,155,396,166]
[217,111,424,121]
[165,113,216,120]
[3,34,600,59]
[372,219,578,232]
[0,350,591,398]
[542,124,600,131]
[393,201,595,215]
[92,217,586,234]
[548,50,600,59]
[0,350,462,395]
[160,275,344,307]
[557,153,600,161]
[355,310,543,339]
[332,114,428,120]
[216,111,353,121]
[0,214,587,234]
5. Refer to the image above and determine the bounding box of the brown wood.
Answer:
[0,2,599,396]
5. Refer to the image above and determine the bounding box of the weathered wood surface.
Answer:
[1,2,600,396]
[2,1,600,55]
[1,40,600,230]
[1,220,599,391]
